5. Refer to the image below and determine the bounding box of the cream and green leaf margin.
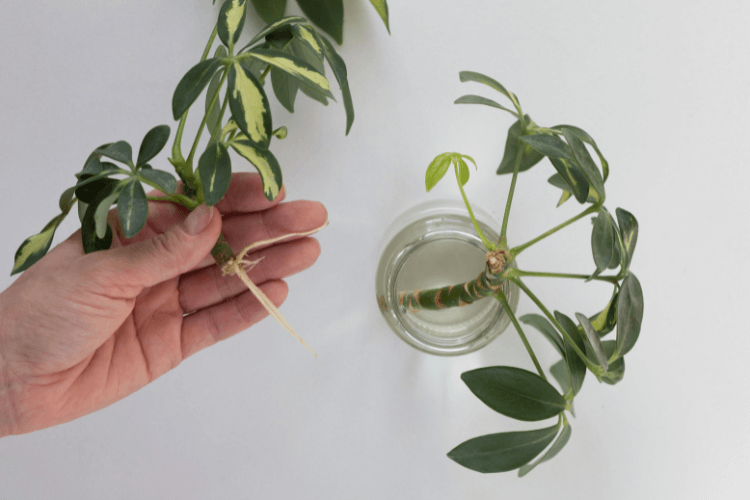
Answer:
[368,0,390,33]
[229,139,283,201]
[228,62,272,149]
[218,0,248,50]
[243,48,334,99]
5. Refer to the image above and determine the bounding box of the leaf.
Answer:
[575,313,608,371]
[589,287,619,336]
[11,214,66,275]
[272,126,288,139]
[615,273,643,358]
[456,157,470,186]
[561,127,605,200]
[519,133,574,161]
[94,141,133,165]
[458,71,515,105]
[553,311,587,395]
[76,156,103,180]
[552,124,609,182]
[318,32,354,134]
[205,48,228,135]
[271,67,299,113]
[136,125,170,167]
[245,48,333,98]
[242,16,308,51]
[81,182,117,253]
[549,157,589,204]
[138,167,177,195]
[616,208,639,273]
[591,207,616,274]
[230,139,283,200]
[600,341,625,385]
[197,142,233,206]
[291,24,325,59]
[425,152,452,192]
[520,314,564,357]
[228,62,272,149]
[218,0,248,49]
[58,186,77,213]
[172,58,225,120]
[461,366,566,421]
[289,38,329,106]
[296,0,344,45]
[518,421,572,477]
[496,116,544,175]
[251,0,287,24]
[447,424,559,473]
[454,95,518,117]
[368,0,390,33]
[116,178,149,239]
[75,177,121,204]
[94,183,123,239]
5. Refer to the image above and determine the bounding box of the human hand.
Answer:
[0,173,327,437]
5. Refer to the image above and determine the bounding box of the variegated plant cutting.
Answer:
[11,0,361,355]
[415,71,645,476]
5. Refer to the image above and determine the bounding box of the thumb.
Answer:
[91,204,221,290]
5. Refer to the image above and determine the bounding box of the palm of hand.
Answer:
[0,173,326,436]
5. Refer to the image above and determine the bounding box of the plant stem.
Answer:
[510,203,600,258]
[509,275,601,374]
[500,146,525,240]
[494,290,546,381]
[515,269,619,285]
[146,195,199,209]
[172,24,219,170]
[259,64,272,84]
[185,68,229,178]
[211,92,230,142]
[455,163,493,250]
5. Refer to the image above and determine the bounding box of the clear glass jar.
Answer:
[375,200,519,356]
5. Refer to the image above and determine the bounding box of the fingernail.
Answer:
[185,204,213,235]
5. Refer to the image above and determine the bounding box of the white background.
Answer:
[1,0,749,498]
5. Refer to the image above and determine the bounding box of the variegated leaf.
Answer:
[244,48,333,98]
[561,127,605,200]
[81,186,115,254]
[218,0,248,49]
[230,139,282,200]
[11,214,65,275]
[368,0,390,33]
[197,142,232,206]
[616,207,639,273]
[95,183,123,239]
[291,24,324,59]
[228,62,272,149]
[549,157,589,204]
[553,124,609,182]
[289,38,329,106]
[241,16,307,52]
[117,178,149,239]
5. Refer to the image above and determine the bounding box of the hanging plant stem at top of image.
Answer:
[12,0,365,356]
[379,71,643,476]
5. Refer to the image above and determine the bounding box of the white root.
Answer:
[219,221,329,357]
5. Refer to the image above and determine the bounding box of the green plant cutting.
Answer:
[417,71,644,476]
[11,0,359,356]
[245,0,390,44]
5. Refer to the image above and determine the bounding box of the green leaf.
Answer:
[458,71,515,106]
[615,273,643,358]
[229,139,283,200]
[600,341,625,385]
[94,141,133,165]
[553,311,587,395]
[11,214,66,275]
[549,157,589,204]
[447,424,559,473]
[318,31,354,134]
[552,124,609,182]
[561,127,605,200]
[172,58,225,120]
[81,182,117,253]
[242,16,308,51]
[297,0,344,45]
[136,125,170,167]
[425,153,452,192]
[616,208,638,273]
[245,47,333,98]
[218,0,248,49]
[575,313,608,371]
[589,287,619,337]
[291,24,325,59]
[94,183,123,239]
[251,0,287,24]
[591,207,616,274]
[496,116,544,175]
[518,421,572,477]
[117,178,149,239]
[368,0,390,33]
[520,314,565,357]
[228,62,272,149]
[454,94,518,117]
[548,174,573,207]
[75,177,121,204]
[289,38,329,106]
[270,67,299,113]
[76,156,103,180]
[519,133,574,161]
[138,167,177,195]
[58,186,77,213]
[197,142,232,206]
[456,157,470,186]
[205,48,228,135]
[461,366,566,421]
[272,126,288,139]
